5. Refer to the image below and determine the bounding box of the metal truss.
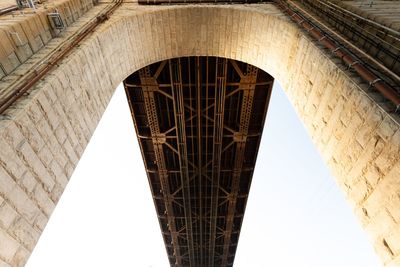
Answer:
[220,64,258,267]
[124,57,273,267]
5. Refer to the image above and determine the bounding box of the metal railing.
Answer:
[299,0,400,77]
[0,0,123,114]
[274,0,400,110]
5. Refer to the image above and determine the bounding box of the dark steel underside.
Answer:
[124,57,273,267]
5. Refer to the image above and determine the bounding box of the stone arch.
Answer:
[1,4,399,266]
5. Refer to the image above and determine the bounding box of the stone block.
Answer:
[35,117,54,142]
[18,142,55,192]
[5,182,40,225]
[0,139,26,182]
[375,130,400,174]
[36,92,60,131]
[9,217,40,251]
[0,229,19,263]
[0,167,17,197]
[1,121,26,154]
[10,246,29,267]
[14,114,46,154]
[33,211,48,232]
[0,201,18,230]
[363,164,384,188]
[363,162,400,220]
[37,145,54,167]
[54,124,68,145]
[43,87,58,105]
[33,185,55,217]
[63,139,79,165]
[377,116,399,142]
[348,178,371,206]
[20,171,37,194]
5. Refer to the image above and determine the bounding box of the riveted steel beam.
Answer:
[208,58,228,267]
[220,65,258,267]
[138,66,185,266]
[169,59,196,266]
[124,57,273,267]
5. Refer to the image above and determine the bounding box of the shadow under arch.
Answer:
[123,55,274,265]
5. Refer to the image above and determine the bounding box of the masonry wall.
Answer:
[0,0,94,79]
[0,3,399,266]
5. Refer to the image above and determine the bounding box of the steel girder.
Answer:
[124,56,273,267]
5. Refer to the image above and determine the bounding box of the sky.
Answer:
[26,82,383,267]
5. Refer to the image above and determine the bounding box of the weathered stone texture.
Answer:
[0,2,399,266]
[0,229,20,263]
[0,0,94,79]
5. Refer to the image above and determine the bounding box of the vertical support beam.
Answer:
[196,57,204,266]
[138,66,184,266]
[127,58,271,267]
[208,58,228,267]
[169,59,195,266]
[220,65,258,266]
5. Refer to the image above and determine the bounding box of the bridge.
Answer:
[125,57,272,266]
[0,0,399,267]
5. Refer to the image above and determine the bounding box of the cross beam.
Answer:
[124,57,273,267]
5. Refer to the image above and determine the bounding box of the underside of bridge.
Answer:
[124,57,273,266]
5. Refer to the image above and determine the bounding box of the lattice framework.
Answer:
[124,56,273,267]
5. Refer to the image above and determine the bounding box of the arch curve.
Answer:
[97,5,299,88]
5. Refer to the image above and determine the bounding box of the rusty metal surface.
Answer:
[274,0,400,109]
[294,0,400,84]
[124,56,273,267]
[139,0,272,4]
[0,5,18,15]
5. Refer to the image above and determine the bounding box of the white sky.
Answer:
[26,82,383,267]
